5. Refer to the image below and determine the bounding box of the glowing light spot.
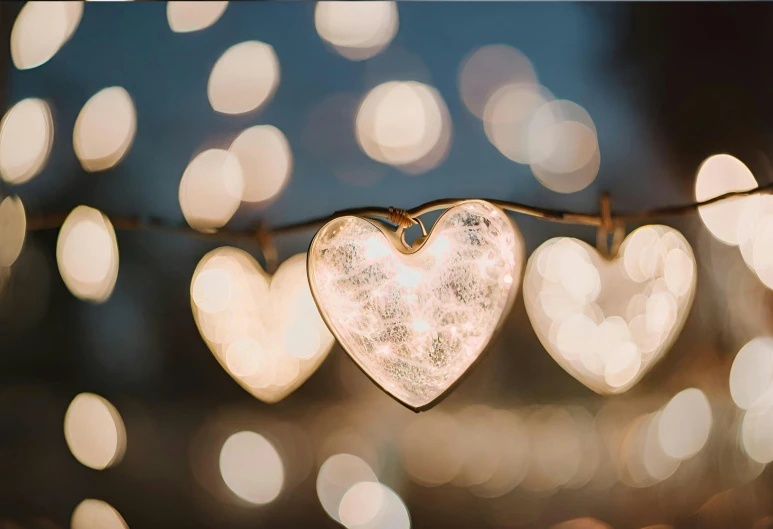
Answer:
[483,83,554,165]
[427,236,450,259]
[317,454,378,523]
[11,1,81,70]
[695,154,757,246]
[664,248,694,297]
[71,499,128,529]
[459,45,537,119]
[339,481,385,527]
[525,100,600,194]
[658,388,712,460]
[191,267,232,314]
[219,431,284,504]
[411,319,429,332]
[556,314,600,361]
[73,87,137,172]
[356,81,451,172]
[178,149,244,232]
[284,319,321,359]
[229,125,292,203]
[730,337,773,410]
[364,236,391,260]
[642,412,680,481]
[315,1,398,61]
[741,390,773,464]
[338,481,410,529]
[167,1,227,33]
[751,214,773,277]
[645,292,677,334]
[0,195,26,267]
[396,265,422,289]
[225,338,263,377]
[56,206,119,303]
[64,393,126,470]
[622,227,660,283]
[604,342,641,388]
[0,98,53,184]
[208,41,279,115]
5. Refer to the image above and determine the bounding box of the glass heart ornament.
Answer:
[190,248,335,403]
[523,225,697,394]
[307,200,524,411]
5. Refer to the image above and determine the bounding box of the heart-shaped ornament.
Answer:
[524,225,697,394]
[307,200,524,411]
[191,248,335,403]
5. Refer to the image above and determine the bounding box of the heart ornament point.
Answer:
[307,200,524,411]
[191,248,335,403]
[524,225,697,394]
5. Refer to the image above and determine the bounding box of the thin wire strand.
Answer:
[23,182,773,241]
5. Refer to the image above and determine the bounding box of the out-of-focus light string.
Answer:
[24,182,773,243]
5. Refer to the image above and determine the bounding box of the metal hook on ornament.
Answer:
[389,207,428,250]
[256,223,279,274]
[596,192,625,259]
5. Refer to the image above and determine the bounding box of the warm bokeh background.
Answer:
[2,2,773,528]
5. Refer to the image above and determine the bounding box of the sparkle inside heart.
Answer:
[308,200,523,411]
[191,248,334,403]
[524,225,696,394]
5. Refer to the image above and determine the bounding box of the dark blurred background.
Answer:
[2,2,773,529]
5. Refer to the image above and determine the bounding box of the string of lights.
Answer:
[23,181,773,240]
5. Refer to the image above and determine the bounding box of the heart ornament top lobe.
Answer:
[307,200,524,411]
[523,225,697,394]
[191,248,335,403]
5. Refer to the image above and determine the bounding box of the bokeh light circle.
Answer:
[730,337,773,410]
[73,87,137,172]
[219,431,284,505]
[167,1,228,33]
[208,41,280,115]
[317,453,378,523]
[179,149,244,232]
[657,388,712,460]
[356,80,451,171]
[229,125,292,203]
[71,499,128,529]
[459,45,537,119]
[695,154,757,246]
[315,1,399,61]
[56,206,120,303]
[11,1,82,70]
[0,195,26,267]
[0,98,54,184]
[64,393,126,470]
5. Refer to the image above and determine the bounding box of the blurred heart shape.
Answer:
[307,200,524,411]
[523,225,697,394]
[191,248,334,403]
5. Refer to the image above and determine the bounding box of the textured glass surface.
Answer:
[308,200,523,410]
[523,225,697,395]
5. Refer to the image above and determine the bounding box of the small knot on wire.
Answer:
[388,207,415,230]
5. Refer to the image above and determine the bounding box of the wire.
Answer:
[24,182,773,241]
